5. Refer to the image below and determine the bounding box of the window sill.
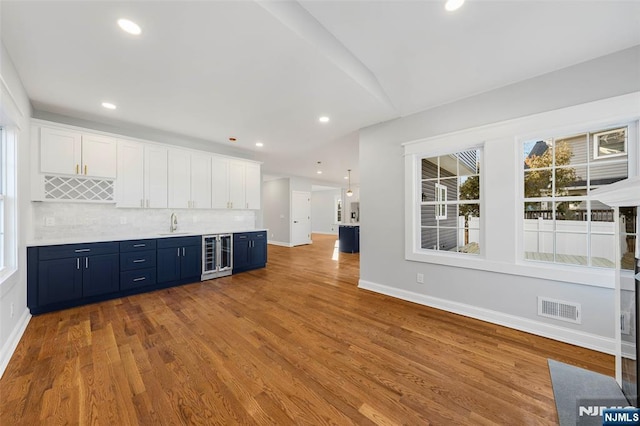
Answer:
[406,250,615,289]
[0,266,19,297]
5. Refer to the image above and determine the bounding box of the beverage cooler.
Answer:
[201,234,232,280]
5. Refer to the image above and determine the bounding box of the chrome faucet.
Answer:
[170,212,178,232]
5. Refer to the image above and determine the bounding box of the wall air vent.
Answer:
[537,297,581,324]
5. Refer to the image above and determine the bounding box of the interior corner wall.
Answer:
[311,189,341,234]
[0,42,33,377]
[263,178,291,244]
[359,45,640,352]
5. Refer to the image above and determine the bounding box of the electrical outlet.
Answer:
[45,217,55,226]
[416,273,424,284]
[120,217,127,225]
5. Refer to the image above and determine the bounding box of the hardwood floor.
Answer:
[1,234,613,425]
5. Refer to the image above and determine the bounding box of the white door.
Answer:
[291,191,311,246]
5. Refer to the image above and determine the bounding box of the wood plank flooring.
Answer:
[1,234,613,425]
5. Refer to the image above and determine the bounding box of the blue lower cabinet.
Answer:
[121,268,157,291]
[27,235,204,315]
[82,253,119,297]
[29,242,120,313]
[233,231,267,273]
[157,236,202,283]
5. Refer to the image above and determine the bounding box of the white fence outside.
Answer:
[524,218,617,262]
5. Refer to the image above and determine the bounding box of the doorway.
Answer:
[291,191,311,246]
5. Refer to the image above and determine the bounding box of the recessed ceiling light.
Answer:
[318,116,330,123]
[317,170,323,174]
[445,0,465,12]
[102,102,117,110]
[255,142,264,147]
[344,176,349,179]
[118,18,141,35]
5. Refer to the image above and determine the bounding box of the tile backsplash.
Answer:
[31,202,257,243]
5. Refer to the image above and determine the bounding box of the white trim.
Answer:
[0,308,31,379]
[312,231,338,236]
[359,279,615,354]
[268,240,294,247]
[0,75,25,127]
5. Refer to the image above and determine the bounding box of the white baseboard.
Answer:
[358,279,616,355]
[268,240,294,247]
[0,307,31,379]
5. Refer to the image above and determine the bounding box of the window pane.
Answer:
[621,207,637,270]
[554,165,587,197]
[459,175,480,201]
[457,149,480,176]
[421,205,437,227]
[555,201,587,224]
[459,204,480,254]
[555,233,588,265]
[421,157,438,180]
[555,134,587,166]
[421,180,437,202]
[420,227,437,250]
[589,160,628,190]
[440,177,456,201]
[523,140,552,170]
[590,204,614,223]
[524,169,552,198]
[439,155,458,177]
[591,233,616,268]
[438,206,456,227]
[524,201,554,221]
[592,128,627,159]
[525,232,555,262]
[438,227,457,251]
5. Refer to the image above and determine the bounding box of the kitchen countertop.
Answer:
[27,229,268,247]
[338,223,360,227]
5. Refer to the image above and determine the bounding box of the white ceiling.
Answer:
[2,1,639,185]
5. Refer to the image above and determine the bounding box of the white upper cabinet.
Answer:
[145,145,168,209]
[167,148,211,209]
[116,140,168,208]
[190,154,212,209]
[211,157,261,210]
[228,160,246,210]
[168,149,191,209]
[116,139,144,207]
[212,157,230,209]
[244,162,261,210]
[40,127,116,178]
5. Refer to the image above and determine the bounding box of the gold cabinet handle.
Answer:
[76,164,79,174]
[84,165,87,175]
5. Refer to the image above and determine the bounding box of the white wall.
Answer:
[263,178,291,245]
[311,189,340,234]
[359,45,640,354]
[0,42,32,376]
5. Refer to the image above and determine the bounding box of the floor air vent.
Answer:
[537,297,581,324]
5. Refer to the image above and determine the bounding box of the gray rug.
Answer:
[548,359,630,426]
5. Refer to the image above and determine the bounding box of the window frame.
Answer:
[403,91,640,288]
[593,127,627,160]
[521,125,632,269]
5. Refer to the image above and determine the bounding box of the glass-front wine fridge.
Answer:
[201,234,233,280]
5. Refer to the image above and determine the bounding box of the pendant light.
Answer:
[346,169,353,197]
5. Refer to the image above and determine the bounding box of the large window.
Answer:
[420,148,481,255]
[523,126,630,268]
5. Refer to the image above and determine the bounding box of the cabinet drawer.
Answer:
[120,250,156,271]
[157,236,201,248]
[120,268,156,290]
[39,242,119,260]
[120,239,156,252]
